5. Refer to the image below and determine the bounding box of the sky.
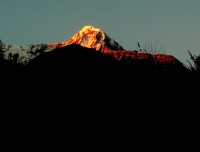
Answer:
[1,0,200,64]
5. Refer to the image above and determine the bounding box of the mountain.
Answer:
[49,26,180,64]
[0,26,199,121]
[0,40,54,64]
[49,25,181,65]
[1,25,181,66]
[49,25,124,52]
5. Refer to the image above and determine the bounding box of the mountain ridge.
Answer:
[48,25,180,65]
[1,25,181,66]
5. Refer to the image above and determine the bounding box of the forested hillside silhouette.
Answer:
[1,43,200,113]
[1,44,199,87]
[27,44,193,82]
[0,45,197,73]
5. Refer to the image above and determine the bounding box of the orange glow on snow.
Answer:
[49,26,107,51]
[49,25,179,64]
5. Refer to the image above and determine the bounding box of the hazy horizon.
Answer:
[1,0,200,64]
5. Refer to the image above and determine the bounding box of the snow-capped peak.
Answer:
[49,25,124,52]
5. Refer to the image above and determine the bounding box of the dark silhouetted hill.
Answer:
[1,44,199,125]
[1,44,199,93]
[26,44,193,88]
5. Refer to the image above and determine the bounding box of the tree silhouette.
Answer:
[137,42,142,52]
[27,44,49,60]
[0,40,12,59]
[0,40,5,59]
[8,53,12,61]
[188,50,200,71]
[13,53,19,64]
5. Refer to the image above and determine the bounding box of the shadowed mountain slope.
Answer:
[28,44,189,82]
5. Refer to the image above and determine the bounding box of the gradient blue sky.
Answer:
[1,0,200,64]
